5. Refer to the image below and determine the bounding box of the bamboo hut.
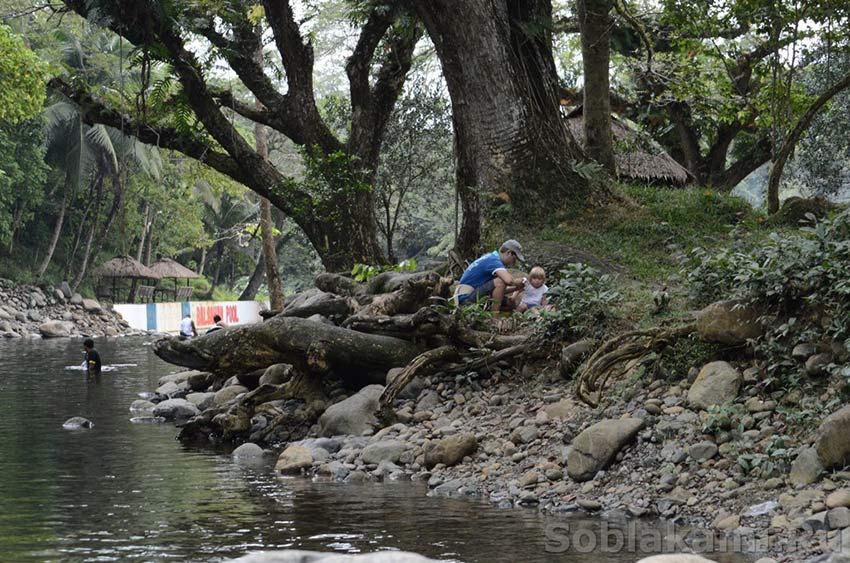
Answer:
[564,106,692,185]
[149,258,199,302]
[94,256,161,303]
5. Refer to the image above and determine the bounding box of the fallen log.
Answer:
[153,316,421,379]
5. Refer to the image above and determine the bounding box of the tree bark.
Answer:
[578,0,616,174]
[153,316,421,378]
[239,251,265,301]
[415,0,595,258]
[767,70,850,214]
[71,167,106,291]
[36,171,72,278]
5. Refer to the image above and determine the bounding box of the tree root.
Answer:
[577,322,697,407]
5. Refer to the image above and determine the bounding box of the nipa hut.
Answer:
[564,106,692,185]
[149,258,199,302]
[94,256,161,303]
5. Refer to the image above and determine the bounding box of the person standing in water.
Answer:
[83,338,102,376]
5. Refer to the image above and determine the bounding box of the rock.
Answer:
[509,425,539,444]
[714,514,740,529]
[60,281,73,298]
[70,293,83,305]
[233,443,265,460]
[156,380,184,398]
[129,399,156,412]
[81,298,102,313]
[688,441,718,462]
[817,406,850,470]
[544,399,580,420]
[416,389,441,412]
[39,320,75,338]
[62,416,94,429]
[386,367,424,400]
[225,549,440,562]
[186,392,216,411]
[793,342,818,359]
[275,445,313,474]
[423,433,477,469]
[318,385,384,437]
[566,418,644,482]
[152,398,201,420]
[806,353,834,376]
[635,556,717,563]
[696,299,761,345]
[827,507,850,529]
[361,440,407,464]
[790,447,824,485]
[560,339,594,377]
[214,384,248,406]
[687,361,741,410]
[826,489,850,508]
[259,363,294,386]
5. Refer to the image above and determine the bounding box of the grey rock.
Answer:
[152,398,201,420]
[695,300,761,345]
[386,367,424,400]
[260,363,294,386]
[509,425,539,444]
[361,440,407,465]
[806,353,834,376]
[233,443,265,460]
[62,416,94,429]
[817,406,850,470]
[416,389,441,412]
[129,399,156,412]
[39,320,75,338]
[688,441,718,462]
[81,298,102,313]
[424,433,477,469]
[318,385,384,437]
[70,293,83,305]
[827,507,850,530]
[275,445,313,474]
[185,392,216,411]
[214,384,248,406]
[567,418,644,482]
[792,342,818,359]
[687,361,741,410]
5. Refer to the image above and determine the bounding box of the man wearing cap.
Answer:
[457,240,525,312]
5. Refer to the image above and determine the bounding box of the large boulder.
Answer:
[39,320,75,338]
[152,398,200,420]
[687,361,742,410]
[696,300,761,345]
[81,298,102,313]
[386,367,423,400]
[227,550,440,563]
[275,445,313,474]
[816,406,850,470]
[318,385,384,437]
[424,433,478,469]
[790,447,824,485]
[567,418,644,482]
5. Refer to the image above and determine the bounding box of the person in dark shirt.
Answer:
[205,314,228,334]
[83,338,102,376]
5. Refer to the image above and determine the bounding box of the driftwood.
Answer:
[153,315,420,380]
[576,322,697,407]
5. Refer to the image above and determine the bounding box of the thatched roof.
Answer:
[564,106,692,185]
[149,258,199,280]
[95,256,161,279]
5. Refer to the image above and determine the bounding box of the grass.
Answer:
[539,183,763,282]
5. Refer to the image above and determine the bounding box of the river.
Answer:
[0,338,750,562]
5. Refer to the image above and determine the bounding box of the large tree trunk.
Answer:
[578,0,616,174]
[255,115,285,310]
[767,70,850,214]
[239,251,266,301]
[71,168,106,291]
[36,172,72,278]
[415,0,595,258]
[153,316,420,379]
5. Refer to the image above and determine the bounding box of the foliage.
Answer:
[0,25,48,124]
[0,118,48,245]
[683,210,850,388]
[351,258,417,283]
[541,263,621,340]
[659,336,722,380]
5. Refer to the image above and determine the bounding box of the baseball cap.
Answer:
[501,239,525,261]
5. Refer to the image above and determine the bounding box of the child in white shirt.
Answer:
[517,266,551,315]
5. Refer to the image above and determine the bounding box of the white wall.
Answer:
[113,300,268,333]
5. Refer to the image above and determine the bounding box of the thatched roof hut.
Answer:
[149,258,199,280]
[95,256,161,279]
[565,106,692,185]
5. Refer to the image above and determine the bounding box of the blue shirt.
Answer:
[458,251,507,301]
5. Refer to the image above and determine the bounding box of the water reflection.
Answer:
[0,338,749,562]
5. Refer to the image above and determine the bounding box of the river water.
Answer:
[0,338,750,562]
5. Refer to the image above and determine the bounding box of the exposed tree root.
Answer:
[577,322,697,407]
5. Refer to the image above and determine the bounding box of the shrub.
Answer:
[541,263,621,340]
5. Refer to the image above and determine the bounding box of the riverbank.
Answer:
[0,277,140,338]
[146,342,844,563]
